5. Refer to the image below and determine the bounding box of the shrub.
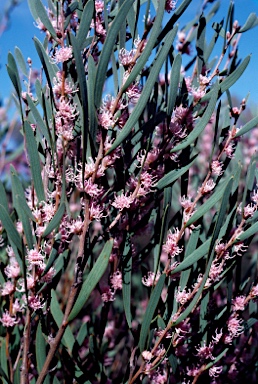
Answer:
[1,0,258,383]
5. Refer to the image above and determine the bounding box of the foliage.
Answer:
[0,0,258,383]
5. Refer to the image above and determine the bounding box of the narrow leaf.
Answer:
[157,155,197,190]
[171,81,219,153]
[139,274,166,352]
[26,94,51,145]
[24,121,46,202]
[108,28,178,153]
[235,115,258,138]
[68,239,114,321]
[34,0,57,40]
[167,54,182,117]
[76,0,94,49]
[15,46,28,76]
[94,0,135,107]
[50,290,76,352]
[42,202,65,238]
[0,204,22,251]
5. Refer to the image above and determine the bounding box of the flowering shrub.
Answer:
[1,0,258,383]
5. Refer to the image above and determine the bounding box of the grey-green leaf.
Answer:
[68,239,114,322]
[139,273,166,352]
[24,121,45,203]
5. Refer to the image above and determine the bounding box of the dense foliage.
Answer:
[0,0,258,383]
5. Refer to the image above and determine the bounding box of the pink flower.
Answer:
[4,260,20,278]
[209,365,223,378]
[142,271,161,287]
[211,160,224,176]
[163,228,183,258]
[27,248,45,267]
[227,315,244,337]
[201,179,215,193]
[112,192,134,211]
[28,295,45,311]
[0,310,18,327]
[110,271,122,290]
[119,47,136,67]
[243,204,256,218]
[196,341,214,360]
[101,288,115,302]
[1,281,15,296]
[165,0,177,13]
[232,295,246,311]
[142,350,153,361]
[250,284,258,297]
[175,287,191,305]
[53,46,73,63]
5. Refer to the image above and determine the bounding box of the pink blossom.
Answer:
[201,179,216,193]
[95,0,104,13]
[209,365,223,378]
[112,192,134,211]
[233,242,248,256]
[119,47,136,67]
[0,310,18,327]
[101,288,115,302]
[243,204,256,218]
[212,328,223,343]
[1,281,15,296]
[227,315,244,337]
[165,0,177,13]
[84,179,103,197]
[53,46,73,63]
[211,160,224,176]
[196,341,214,360]
[110,270,122,290]
[89,203,104,221]
[232,295,246,311]
[27,248,45,267]
[142,271,161,287]
[142,350,153,361]
[163,228,183,258]
[175,286,191,305]
[250,284,258,297]
[28,295,45,311]
[4,259,20,278]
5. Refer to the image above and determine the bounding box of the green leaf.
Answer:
[0,204,22,251]
[42,248,58,277]
[157,155,197,190]
[50,290,76,352]
[0,339,11,384]
[174,178,233,325]
[186,178,229,226]
[139,273,166,352]
[7,52,22,96]
[36,324,50,384]
[34,37,59,86]
[26,94,51,146]
[94,0,135,107]
[24,121,46,203]
[237,221,258,242]
[68,239,114,322]
[34,0,57,40]
[11,168,34,250]
[239,13,258,33]
[87,55,98,148]
[108,28,178,153]
[156,0,192,44]
[122,0,166,92]
[0,181,9,212]
[122,234,132,328]
[171,81,219,153]
[167,53,182,118]
[235,115,258,138]
[76,0,94,49]
[70,33,90,166]
[42,202,65,238]
[15,46,28,77]
[171,238,211,274]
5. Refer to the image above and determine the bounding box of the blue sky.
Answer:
[0,0,258,105]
